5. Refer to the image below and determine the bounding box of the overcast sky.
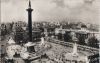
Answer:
[1,0,100,24]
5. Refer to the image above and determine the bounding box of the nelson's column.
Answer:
[27,0,33,42]
[26,0,35,52]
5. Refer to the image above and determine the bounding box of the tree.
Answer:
[78,34,86,45]
[88,36,99,48]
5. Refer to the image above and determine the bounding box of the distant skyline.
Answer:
[1,0,100,24]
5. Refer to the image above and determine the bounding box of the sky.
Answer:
[1,0,100,24]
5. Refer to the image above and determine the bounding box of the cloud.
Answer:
[52,0,65,8]
[84,0,95,4]
[1,0,100,24]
